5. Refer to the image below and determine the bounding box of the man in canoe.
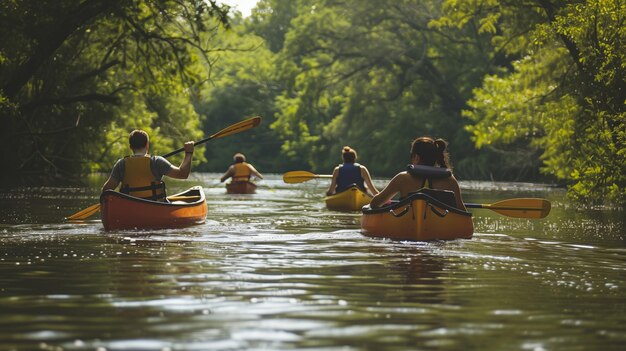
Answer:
[220,153,263,183]
[101,130,195,201]
[326,146,379,196]
[369,137,467,210]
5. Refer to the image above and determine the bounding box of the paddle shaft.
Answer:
[464,198,551,218]
[465,203,544,211]
[162,135,216,158]
[289,175,332,180]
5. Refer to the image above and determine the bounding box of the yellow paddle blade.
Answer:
[282,171,332,183]
[162,116,262,158]
[65,203,100,220]
[283,171,317,183]
[210,116,262,139]
[484,198,551,219]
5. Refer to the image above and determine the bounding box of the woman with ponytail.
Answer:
[369,137,467,210]
[326,146,379,196]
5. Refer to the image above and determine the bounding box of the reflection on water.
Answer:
[0,174,624,351]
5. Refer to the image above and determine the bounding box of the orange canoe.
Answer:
[361,191,473,241]
[226,181,257,194]
[100,186,207,231]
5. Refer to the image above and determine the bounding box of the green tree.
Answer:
[194,21,286,173]
[247,0,304,53]
[439,0,626,205]
[0,0,229,184]
[268,0,500,178]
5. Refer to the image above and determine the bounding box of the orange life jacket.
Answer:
[232,162,252,182]
[120,156,167,201]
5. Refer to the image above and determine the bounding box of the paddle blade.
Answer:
[209,116,262,140]
[282,171,332,183]
[162,116,262,158]
[66,203,100,220]
[283,171,317,183]
[485,198,551,219]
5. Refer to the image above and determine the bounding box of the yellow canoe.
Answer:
[325,185,372,211]
[361,191,473,241]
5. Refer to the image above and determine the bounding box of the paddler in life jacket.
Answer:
[369,137,467,210]
[101,130,195,201]
[326,146,379,196]
[220,153,263,183]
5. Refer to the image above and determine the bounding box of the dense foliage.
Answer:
[1,0,624,205]
[437,0,625,205]
[0,0,229,183]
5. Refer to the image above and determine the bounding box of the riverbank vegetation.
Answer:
[1,0,624,206]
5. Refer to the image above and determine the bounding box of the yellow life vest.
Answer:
[120,156,167,201]
[232,162,251,182]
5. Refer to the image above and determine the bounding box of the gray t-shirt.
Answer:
[110,156,173,182]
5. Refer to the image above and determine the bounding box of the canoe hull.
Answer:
[226,181,257,194]
[325,185,372,211]
[100,186,207,231]
[361,192,473,241]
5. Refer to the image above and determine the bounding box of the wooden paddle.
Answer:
[283,171,550,219]
[66,116,262,221]
[66,203,101,221]
[282,170,332,183]
[162,116,261,158]
[464,198,551,218]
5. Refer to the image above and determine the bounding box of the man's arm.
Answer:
[101,159,123,193]
[101,176,120,193]
[220,166,235,182]
[247,164,263,179]
[166,141,194,179]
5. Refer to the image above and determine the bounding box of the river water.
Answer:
[0,174,624,351]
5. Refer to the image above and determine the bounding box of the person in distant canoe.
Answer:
[369,137,467,210]
[220,153,263,183]
[326,146,379,196]
[101,130,195,201]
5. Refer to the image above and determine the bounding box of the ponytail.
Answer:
[434,139,450,168]
[410,137,452,169]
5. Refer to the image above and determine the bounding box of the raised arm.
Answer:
[166,141,194,179]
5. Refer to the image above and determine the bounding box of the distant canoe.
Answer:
[325,184,372,211]
[100,186,207,231]
[226,181,257,194]
[361,191,473,241]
